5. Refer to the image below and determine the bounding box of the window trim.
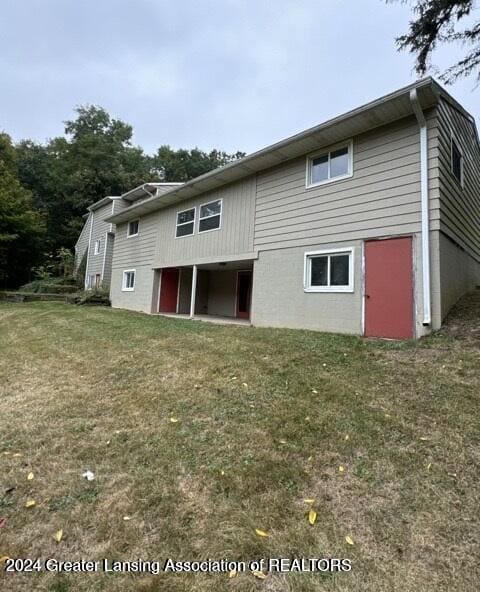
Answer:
[127,219,140,238]
[175,207,196,238]
[94,239,101,255]
[306,140,353,188]
[450,134,464,188]
[122,269,136,292]
[304,247,354,293]
[86,274,96,289]
[198,199,223,234]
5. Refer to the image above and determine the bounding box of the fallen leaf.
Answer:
[0,556,10,564]
[231,376,237,381]
[0,518,6,529]
[25,499,36,508]
[303,498,315,504]
[229,569,237,578]
[344,434,350,441]
[345,535,354,545]
[339,465,345,473]
[82,470,95,481]
[252,570,267,579]
[242,382,248,388]
[54,530,63,543]
[27,472,34,481]
[305,416,310,421]
[220,470,225,476]
[169,417,179,423]
[384,413,391,418]
[123,516,132,521]
[312,389,318,394]
[420,437,429,441]
[308,509,317,525]
[255,528,269,538]
[427,463,432,471]
[13,453,22,458]
[322,363,327,367]
[279,439,287,445]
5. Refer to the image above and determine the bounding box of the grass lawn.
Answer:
[0,299,479,592]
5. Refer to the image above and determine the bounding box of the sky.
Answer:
[1,0,479,156]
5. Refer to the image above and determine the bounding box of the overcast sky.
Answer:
[1,0,478,155]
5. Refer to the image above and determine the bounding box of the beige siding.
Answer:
[102,233,115,287]
[434,99,480,261]
[153,177,256,267]
[254,115,439,251]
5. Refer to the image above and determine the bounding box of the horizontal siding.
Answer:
[86,203,114,277]
[254,115,437,251]
[435,99,480,261]
[74,214,91,267]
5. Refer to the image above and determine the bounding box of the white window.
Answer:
[304,248,354,293]
[122,269,136,291]
[127,220,139,237]
[94,239,101,255]
[176,207,195,237]
[306,141,353,187]
[86,274,96,289]
[451,137,463,186]
[199,199,222,233]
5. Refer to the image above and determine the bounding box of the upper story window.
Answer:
[199,200,222,233]
[127,219,139,237]
[94,239,102,255]
[306,141,353,188]
[451,137,463,186]
[176,208,195,237]
[304,248,354,293]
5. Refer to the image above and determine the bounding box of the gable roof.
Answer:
[106,77,474,225]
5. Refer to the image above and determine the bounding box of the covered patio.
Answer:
[155,259,254,322]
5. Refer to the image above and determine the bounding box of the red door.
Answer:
[365,237,413,339]
[236,271,252,319]
[159,268,179,313]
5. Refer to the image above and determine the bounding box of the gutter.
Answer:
[410,89,431,326]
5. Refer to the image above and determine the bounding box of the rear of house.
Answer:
[84,77,479,339]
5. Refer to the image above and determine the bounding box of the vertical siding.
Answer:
[254,115,439,250]
[153,177,256,267]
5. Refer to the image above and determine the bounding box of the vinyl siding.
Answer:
[434,98,480,261]
[254,114,439,251]
[153,177,256,267]
[74,214,91,268]
[86,203,114,282]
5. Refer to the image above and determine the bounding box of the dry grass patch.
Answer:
[0,300,479,591]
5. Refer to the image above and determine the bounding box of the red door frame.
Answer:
[236,270,252,319]
[158,268,180,313]
[364,237,414,339]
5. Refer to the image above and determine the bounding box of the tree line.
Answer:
[0,106,244,288]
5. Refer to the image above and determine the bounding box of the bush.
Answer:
[65,288,110,307]
[21,276,78,294]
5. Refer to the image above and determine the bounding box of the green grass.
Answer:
[0,301,479,591]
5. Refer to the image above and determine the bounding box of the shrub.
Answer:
[65,288,110,307]
[21,276,78,294]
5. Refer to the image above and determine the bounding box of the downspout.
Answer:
[410,89,431,326]
[84,210,95,290]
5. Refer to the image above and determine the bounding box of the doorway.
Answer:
[364,237,413,339]
[159,268,179,313]
[236,270,252,319]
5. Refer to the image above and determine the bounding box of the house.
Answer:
[74,184,183,289]
[76,78,480,339]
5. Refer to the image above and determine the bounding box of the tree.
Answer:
[0,135,45,287]
[154,146,245,182]
[390,0,480,83]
